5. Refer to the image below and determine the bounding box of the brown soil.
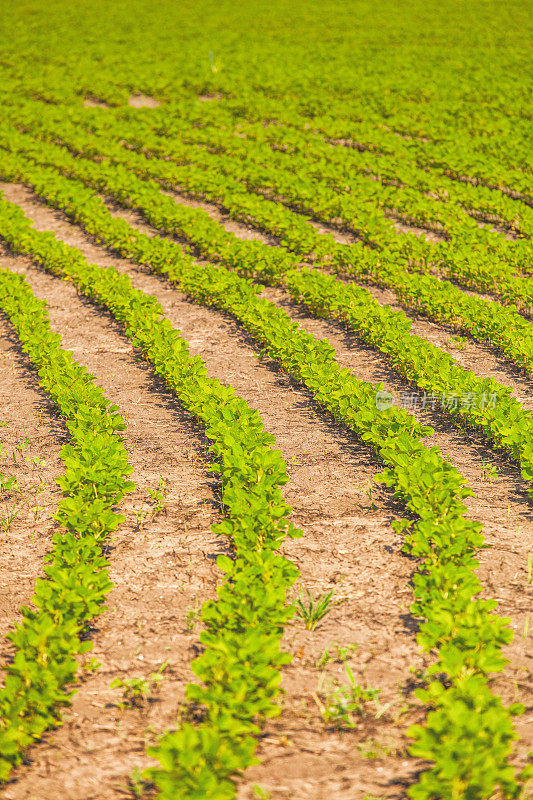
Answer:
[0,183,531,799]
[448,174,532,205]
[83,97,110,109]
[387,217,448,243]
[475,217,524,241]
[314,212,447,245]
[160,187,278,245]
[127,95,161,109]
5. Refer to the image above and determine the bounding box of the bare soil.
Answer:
[83,97,111,109]
[127,95,161,109]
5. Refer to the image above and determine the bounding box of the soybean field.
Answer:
[0,1,532,798]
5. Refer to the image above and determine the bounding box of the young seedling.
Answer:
[360,479,377,510]
[295,588,343,631]
[148,476,167,517]
[252,786,272,800]
[0,471,18,496]
[315,645,333,669]
[315,642,357,669]
[367,484,377,510]
[450,334,469,351]
[357,737,396,760]
[527,552,532,585]
[252,346,269,361]
[185,604,202,633]
[127,767,150,798]
[0,503,20,533]
[28,477,49,522]
[82,657,102,674]
[134,508,146,531]
[336,643,358,663]
[14,439,30,460]
[480,458,499,483]
[110,661,168,709]
[319,664,380,729]
[392,701,411,725]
